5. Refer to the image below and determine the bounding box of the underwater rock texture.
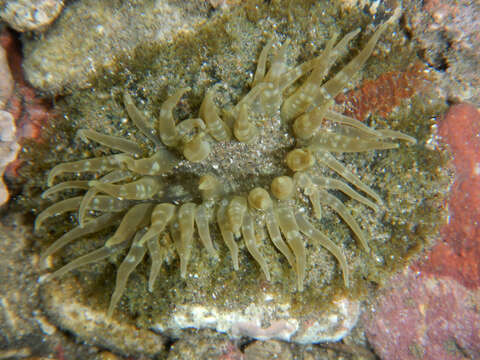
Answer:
[41,278,166,357]
[419,103,480,289]
[0,110,18,205]
[33,1,445,344]
[165,330,243,360]
[0,39,13,108]
[335,63,427,122]
[0,28,54,205]
[21,0,212,94]
[364,103,480,359]
[0,32,18,205]
[364,269,480,360]
[6,0,454,358]
[0,28,55,143]
[406,0,480,106]
[152,295,360,343]
[0,0,64,32]
[30,8,418,341]
[0,218,103,359]
[243,340,293,360]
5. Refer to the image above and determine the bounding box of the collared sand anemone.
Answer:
[35,8,418,318]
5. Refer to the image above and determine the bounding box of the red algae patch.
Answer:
[363,103,480,360]
[364,268,480,360]
[0,29,56,145]
[0,29,56,179]
[414,103,480,289]
[335,63,428,121]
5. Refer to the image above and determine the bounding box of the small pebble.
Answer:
[1,0,64,32]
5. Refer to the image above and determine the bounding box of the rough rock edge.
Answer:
[0,0,64,32]
[41,279,167,357]
[152,296,360,344]
[0,45,18,206]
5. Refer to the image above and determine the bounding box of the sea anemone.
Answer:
[36,8,415,317]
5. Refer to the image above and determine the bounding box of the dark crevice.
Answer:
[418,31,451,73]
[238,337,255,352]
[163,336,177,353]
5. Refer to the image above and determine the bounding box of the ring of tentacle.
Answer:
[36,9,415,317]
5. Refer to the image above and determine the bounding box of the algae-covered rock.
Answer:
[244,340,293,360]
[21,0,212,95]
[165,329,241,360]
[16,0,452,356]
[41,278,166,357]
[0,218,106,359]
[405,0,480,106]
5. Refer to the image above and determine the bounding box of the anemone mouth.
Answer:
[35,9,418,317]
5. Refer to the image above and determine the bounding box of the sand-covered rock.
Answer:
[21,0,212,95]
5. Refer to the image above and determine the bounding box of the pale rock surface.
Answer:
[153,294,360,344]
[0,110,19,205]
[1,0,64,32]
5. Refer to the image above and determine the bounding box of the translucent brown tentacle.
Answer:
[147,235,165,292]
[275,205,306,291]
[217,200,239,271]
[264,208,296,271]
[230,82,269,118]
[40,212,122,265]
[158,87,190,146]
[117,149,179,175]
[296,213,350,287]
[252,38,274,87]
[294,172,379,211]
[280,36,337,121]
[139,203,176,246]
[234,104,257,143]
[124,92,163,147]
[78,188,99,227]
[325,110,383,137]
[275,28,360,98]
[293,101,332,140]
[264,39,290,83]
[376,129,417,144]
[308,130,399,152]
[41,242,129,283]
[89,176,163,200]
[198,173,224,201]
[313,18,393,108]
[35,196,128,232]
[315,151,383,205]
[242,212,271,281]
[105,203,154,247]
[107,231,147,317]
[183,133,211,162]
[195,205,218,258]
[175,202,196,278]
[227,196,248,237]
[41,180,90,199]
[317,188,370,253]
[47,154,125,186]
[293,173,323,219]
[199,90,232,142]
[77,129,143,157]
[79,170,132,227]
